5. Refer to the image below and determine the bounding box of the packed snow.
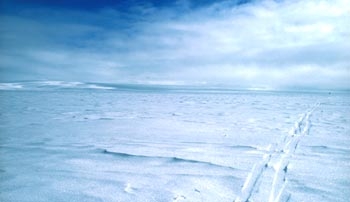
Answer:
[0,82,349,202]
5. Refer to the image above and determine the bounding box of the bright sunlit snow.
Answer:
[0,82,349,201]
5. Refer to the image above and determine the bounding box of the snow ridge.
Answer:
[235,103,319,202]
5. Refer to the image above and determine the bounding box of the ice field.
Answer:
[0,81,349,202]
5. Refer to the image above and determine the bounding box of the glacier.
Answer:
[0,81,349,202]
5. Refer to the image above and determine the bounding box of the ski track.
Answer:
[235,103,319,202]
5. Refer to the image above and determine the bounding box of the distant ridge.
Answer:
[0,80,349,93]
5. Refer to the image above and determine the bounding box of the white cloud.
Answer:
[0,0,349,89]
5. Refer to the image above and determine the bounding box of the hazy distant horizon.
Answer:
[1,79,349,92]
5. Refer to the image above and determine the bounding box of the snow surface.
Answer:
[0,82,349,202]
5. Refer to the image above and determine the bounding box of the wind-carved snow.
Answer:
[235,103,320,202]
[1,87,349,202]
[124,183,136,194]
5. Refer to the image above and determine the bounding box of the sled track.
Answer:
[235,103,319,202]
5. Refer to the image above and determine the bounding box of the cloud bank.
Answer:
[0,0,349,89]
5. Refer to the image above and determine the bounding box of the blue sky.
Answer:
[0,0,349,89]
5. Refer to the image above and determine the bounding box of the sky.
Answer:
[0,0,349,89]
